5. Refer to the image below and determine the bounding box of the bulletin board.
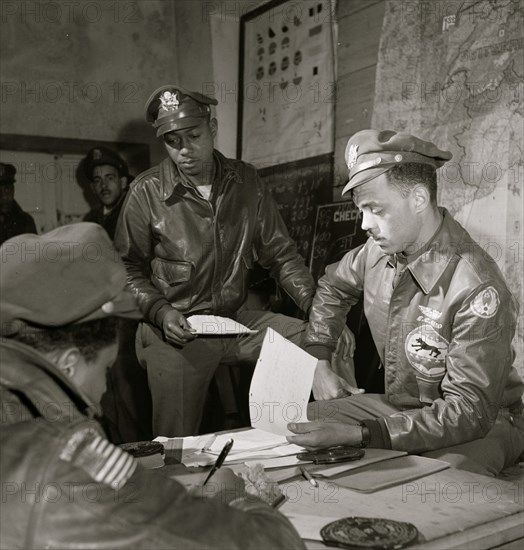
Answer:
[238,0,336,166]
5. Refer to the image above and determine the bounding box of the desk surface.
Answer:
[160,440,523,549]
[278,467,523,549]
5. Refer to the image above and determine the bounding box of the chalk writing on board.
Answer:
[258,154,332,263]
[310,201,367,281]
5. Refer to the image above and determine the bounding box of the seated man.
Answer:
[288,130,524,477]
[0,223,304,549]
[83,146,130,240]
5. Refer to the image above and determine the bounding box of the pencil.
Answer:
[300,466,319,488]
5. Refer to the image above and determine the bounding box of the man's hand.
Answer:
[162,309,197,346]
[286,420,363,450]
[334,325,356,360]
[190,468,246,502]
[312,359,364,401]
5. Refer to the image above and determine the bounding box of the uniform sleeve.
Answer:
[304,243,367,358]
[384,281,519,453]
[41,457,305,549]
[114,184,171,326]
[254,182,316,314]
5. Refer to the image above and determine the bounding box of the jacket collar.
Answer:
[159,150,242,202]
[370,208,470,294]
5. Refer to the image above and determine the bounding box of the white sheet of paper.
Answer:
[287,514,342,541]
[186,315,257,334]
[249,328,317,436]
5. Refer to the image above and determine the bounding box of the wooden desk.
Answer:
[160,441,523,549]
[278,467,523,549]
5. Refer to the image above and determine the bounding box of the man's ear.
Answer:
[55,347,82,380]
[209,117,218,138]
[119,176,128,190]
[412,185,431,213]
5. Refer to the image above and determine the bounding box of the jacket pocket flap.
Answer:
[153,259,192,284]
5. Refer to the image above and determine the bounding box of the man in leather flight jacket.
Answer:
[287,130,524,476]
[115,85,355,437]
[0,223,305,550]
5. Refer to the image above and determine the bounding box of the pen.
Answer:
[300,466,318,488]
[271,493,286,508]
[202,438,234,486]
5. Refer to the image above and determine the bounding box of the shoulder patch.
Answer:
[470,286,499,318]
[60,427,137,489]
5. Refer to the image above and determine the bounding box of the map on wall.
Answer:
[239,0,335,166]
[372,0,524,366]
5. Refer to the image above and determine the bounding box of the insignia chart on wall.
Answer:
[239,0,335,165]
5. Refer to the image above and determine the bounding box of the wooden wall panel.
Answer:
[333,0,385,200]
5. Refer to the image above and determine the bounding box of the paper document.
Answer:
[186,315,257,335]
[157,329,317,467]
[287,515,343,541]
[249,328,317,436]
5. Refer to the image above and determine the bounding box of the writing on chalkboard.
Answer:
[258,153,332,263]
[310,202,367,282]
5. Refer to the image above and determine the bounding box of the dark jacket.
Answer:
[0,201,37,246]
[305,209,524,453]
[83,191,127,241]
[114,151,315,327]
[0,339,305,549]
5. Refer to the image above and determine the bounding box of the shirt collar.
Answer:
[159,150,242,202]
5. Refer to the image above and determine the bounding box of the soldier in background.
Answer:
[83,146,152,443]
[0,162,37,246]
[83,146,130,240]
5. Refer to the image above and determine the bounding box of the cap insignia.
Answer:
[347,144,359,169]
[395,154,403,162]
[160,91,179,111]
[93,149,102,161]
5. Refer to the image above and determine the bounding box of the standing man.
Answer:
[0,162,37,245]
[288,130,524,476]
[115,85,354,436]
[0,223,304,550]
[83,146,129,240]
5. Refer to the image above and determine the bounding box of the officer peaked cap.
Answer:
[145,85,218,137]
[342,130,452,195]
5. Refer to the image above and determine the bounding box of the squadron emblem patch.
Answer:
[470,286,499,318]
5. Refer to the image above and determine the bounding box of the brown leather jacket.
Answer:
[305,209,524,452]
[114,151,315,326]
[0,340,305,549]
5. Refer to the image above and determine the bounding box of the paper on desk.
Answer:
[287,514,342,541]
[249,328,317,436]
[203,429,304,465]
[186,315,257,335]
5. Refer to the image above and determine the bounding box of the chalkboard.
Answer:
[310,201,367,281]
[258,153,333,263]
